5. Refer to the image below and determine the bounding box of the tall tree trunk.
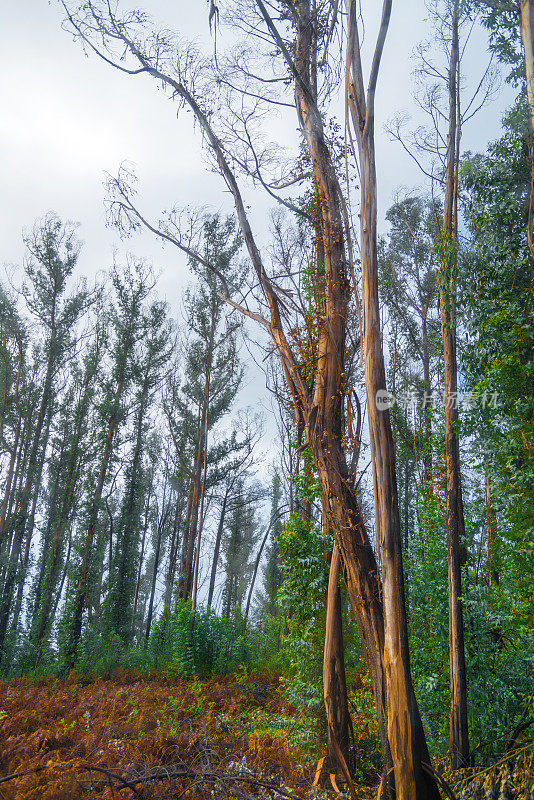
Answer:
[191,415,210,609]
[421,311,433,485]
[323,538,351,779]
[346,3,441,797]
[112,373,150,640]
[131,489,151,637]
[161,496,183,628]
[0,346,55,660]
[9,413,52,643]
[244,507,283,622]
[33,365,95,662]
[65,376,125,668]
[0,396,35,570]
[51,527,72,622]
[31,439,66,632]
[438,0,470,770]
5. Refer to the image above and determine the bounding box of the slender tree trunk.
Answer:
[207,485,230,611]
[359,142,436,800]
[65,377,125,668]
[145,501,170,642]
[345,3,441,797]
[33,377,93,661]
[161,496,183,627]
[10,414,52,642]
[421,312,433,485]
[438,0,470,770]
[244,508,283,621]
[179,426,205,600]
[31,439,66,631]
[179,314,215,602]
[131,485,152,637]
[0,349,55,660]
[113,376,150,640]
[51,527,72,623]
[323,539,351,779]
[191,419,210,609]
[1,399,35,568]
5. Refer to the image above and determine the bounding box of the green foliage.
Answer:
[407,473,534,758]
[144,602,264,677]
[406,483,450,752]
[5,602,277,680]
[461,115,534,631]
[274,513,330,711]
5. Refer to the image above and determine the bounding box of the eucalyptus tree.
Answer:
[0,286,27,549]
[164,216,244,603]
[386,0,497,767]
[0,215,92,665]
[475,1,534,255]
[206,417,261,613]
[29,319,105,663]
[105,297,173,643]
[62,258,154,667]
[380,197,439,486]
[63,2,441,795]
[144,436,176,643]
[436,1,471,766]
[461,111,534,631]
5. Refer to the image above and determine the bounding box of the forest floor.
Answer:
[0,670,379,800]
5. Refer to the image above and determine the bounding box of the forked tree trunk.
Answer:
[346,3,441,798]
[439,0,470,770]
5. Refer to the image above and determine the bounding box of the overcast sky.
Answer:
[0,0,515,452]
